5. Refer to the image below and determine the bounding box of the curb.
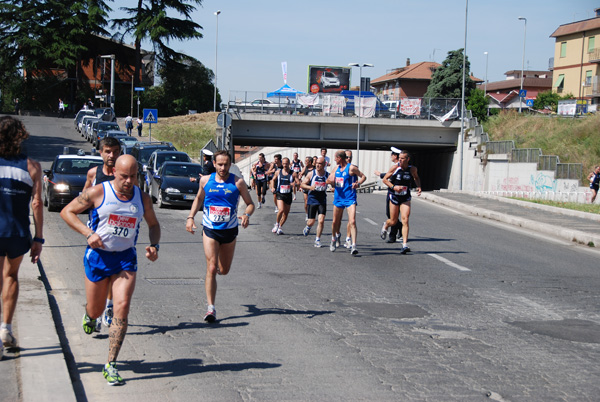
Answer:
[421,192,600,247]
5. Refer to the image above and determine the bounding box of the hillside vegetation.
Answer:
[150,112,219,160]
[483,111,600,175]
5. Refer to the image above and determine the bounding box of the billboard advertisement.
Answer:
[307,66,351,94]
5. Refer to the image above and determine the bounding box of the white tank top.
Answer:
[87,182,145,252]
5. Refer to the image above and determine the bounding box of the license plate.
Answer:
[184,194,196,200]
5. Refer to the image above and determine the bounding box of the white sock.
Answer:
[346,237,351,242]
[208,304,215,311]
[106,299,113,308]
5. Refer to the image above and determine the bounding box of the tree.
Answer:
[533,90,574,112]
[425,49,475,99]
[112,0,204,87]
[466,88,488,122]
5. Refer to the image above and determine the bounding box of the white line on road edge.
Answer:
[364,218,378,226]
[427,254,471,272]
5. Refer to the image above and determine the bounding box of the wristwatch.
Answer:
[150,244,160,251]
[33,237,45,244]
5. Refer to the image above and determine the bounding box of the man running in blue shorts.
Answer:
[326,150,366,255]
[61,155,161,385]
[186,151,254,323]
[301,156,329,247]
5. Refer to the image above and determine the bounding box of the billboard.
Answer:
[307,66,351,94]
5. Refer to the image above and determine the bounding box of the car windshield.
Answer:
[139,147,174,163]
[163,164,202,177]
[55,158,102,174]
[119,137,138,143]
[156,153,190,165]
[99,123,119,131]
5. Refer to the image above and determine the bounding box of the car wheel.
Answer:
[157,191,165,208]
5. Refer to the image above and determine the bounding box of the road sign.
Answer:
[519,89,527,98]
[525,99,534,107]
[217,112,232,128]
[143,109,158,124]
[135,87,145,92]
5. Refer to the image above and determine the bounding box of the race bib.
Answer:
[107,214,138,238]
[293,166,301,172]
[394,186,408,196]
[335,177,344,188]
[208,205,231,223]
[314,181,327,191]
[280,184,291,194]
[256,173,265,180]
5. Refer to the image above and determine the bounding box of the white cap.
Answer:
[202,149,214,156]
[390,146,402,154]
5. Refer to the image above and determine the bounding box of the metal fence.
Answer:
[511,148,541,163]
[486,140,515,154]
[538,155,559,171]
[556,163,583,180]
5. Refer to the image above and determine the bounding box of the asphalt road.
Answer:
[18,116,600,401]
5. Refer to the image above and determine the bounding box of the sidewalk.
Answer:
[4,190,600,401]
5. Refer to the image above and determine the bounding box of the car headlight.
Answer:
[165,187,180,194]
[54,183,70,192]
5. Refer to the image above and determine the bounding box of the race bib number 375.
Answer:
[107,214,137,238]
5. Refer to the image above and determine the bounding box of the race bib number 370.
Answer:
[107,214,137,238]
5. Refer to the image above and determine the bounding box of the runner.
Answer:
[321,148,331,167]
[83,136,122,331]
[0,117,43,358]
[60,154,161,385]
[375,147,403,243]
[381,151,422,254]
[587,166,600,203]
[342,150,356,248]
[290,152,304,201]
[270,157,297,235]
[301,156,329,247]
[299,156,314,221]
[251,153,270,209]
[267,154,282,212]
[186,150,254,323]
[326,150,366,255]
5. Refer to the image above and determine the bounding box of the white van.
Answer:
[383,101,399,117]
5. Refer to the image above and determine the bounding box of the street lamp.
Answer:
[100,54,115,110]
[518,16,527,113]
[348,62,373,168]
[484,51,489,116]
[459,0,468,190]
[213,10,221,112]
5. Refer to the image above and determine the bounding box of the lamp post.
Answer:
[518,16,527,113]
[348,62,373,168]
[459,0,468,190]
[484,51,489,116]
[213,10,221,112]
[100,54,115,110]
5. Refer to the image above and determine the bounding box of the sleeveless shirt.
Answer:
[202,173,240,230]
[0,155,32,237]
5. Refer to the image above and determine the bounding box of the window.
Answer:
[560,42,567,58]
[589,36,595,53]
[554,74,565,91]
[585,70,593,86]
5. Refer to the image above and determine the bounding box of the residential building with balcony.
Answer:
[479,70,552,110]
[549,8,600,103]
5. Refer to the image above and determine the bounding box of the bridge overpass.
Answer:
[227,114,463,191]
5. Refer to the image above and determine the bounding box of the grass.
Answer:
[511,197,600,214]
[149,112,219,160]
[483,111,600,178]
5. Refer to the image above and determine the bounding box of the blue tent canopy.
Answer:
[267,84,304,98]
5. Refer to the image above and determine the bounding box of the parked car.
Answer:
[79,115,98,135]
[114,135,139,154]
[130,141,177,189]
[94,107,117,122]
[88,120,100,143]
[74,109,94,131]
[93,121,120,148]
[149,161,203,208]
[143,150,192,192]
[43,154,103,212]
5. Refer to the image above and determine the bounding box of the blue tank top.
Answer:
[307,171,329,205]
[276,169,293,194]
[334,163,356,203]
[0,155,33,237]
[591,172,600,188]
[203,173,240,230]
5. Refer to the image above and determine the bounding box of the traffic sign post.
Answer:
[519,89,527,98]
[143,108,158,141]
[135,87,145,120]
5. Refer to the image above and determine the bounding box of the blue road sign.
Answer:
[143,109,158,124]
[525,99,534,107]
[134,87,145,91]
[519,89,527,98]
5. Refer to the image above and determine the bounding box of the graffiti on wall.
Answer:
[497,177,533,192]
[530,173,557,192]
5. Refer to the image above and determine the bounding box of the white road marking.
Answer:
[364,218,378,226]
[427,254,471,272]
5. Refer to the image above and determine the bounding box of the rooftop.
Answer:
[550,17,600,38]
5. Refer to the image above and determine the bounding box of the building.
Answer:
[480,70,552,110]
[549,8,600,104]
[371,58,483,100]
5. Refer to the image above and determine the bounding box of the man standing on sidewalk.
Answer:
[60,155,160,385]
[186,151,254,323]
[0,116,44,359]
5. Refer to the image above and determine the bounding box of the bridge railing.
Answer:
[226,91,462,121]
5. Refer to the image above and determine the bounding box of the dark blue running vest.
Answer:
[0,155,33,237]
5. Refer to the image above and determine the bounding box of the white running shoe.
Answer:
[272,223,279,233]
[0,329,17,348]
[329,240,336,252]
[380,223,388,240]
[257,202,262,209]
[314,239,322,248]
[274,207,278,213]
[276,228,284,235]
[102,306,113,327]
[351,245,358,255]
[344,237,351,249]
[303,226,311,236]
[335,234,341,248]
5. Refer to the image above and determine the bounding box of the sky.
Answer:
[114,0,599,100]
